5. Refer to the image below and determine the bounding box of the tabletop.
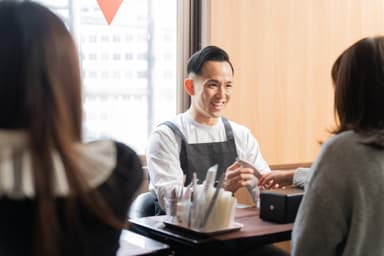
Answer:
[128,206,293,255]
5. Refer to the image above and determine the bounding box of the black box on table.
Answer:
[259,187,304,223]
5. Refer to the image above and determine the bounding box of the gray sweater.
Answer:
[293,167,309,189]
[292,130,384,256]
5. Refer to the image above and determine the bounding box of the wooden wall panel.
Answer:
[207,0,384,165]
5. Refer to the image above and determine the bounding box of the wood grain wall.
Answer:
[206,0,384,165]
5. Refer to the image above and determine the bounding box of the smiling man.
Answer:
[146,45,272,215]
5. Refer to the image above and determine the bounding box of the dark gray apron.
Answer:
[163,118,238,185]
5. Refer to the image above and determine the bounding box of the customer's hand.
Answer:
[258,170,295,189]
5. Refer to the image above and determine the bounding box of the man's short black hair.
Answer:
[186,45,234,75]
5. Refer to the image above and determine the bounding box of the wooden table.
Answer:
[128,206,293,255]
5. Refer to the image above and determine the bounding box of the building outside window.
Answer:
[34,0,177,154]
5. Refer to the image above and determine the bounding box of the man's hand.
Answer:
[224,161,254,193]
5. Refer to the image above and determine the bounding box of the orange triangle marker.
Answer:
[96,0,123,25]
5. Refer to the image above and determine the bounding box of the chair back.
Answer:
[128,191,157,218]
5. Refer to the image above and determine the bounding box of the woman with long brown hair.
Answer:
[292,36,384,255]
[0,1,143,255]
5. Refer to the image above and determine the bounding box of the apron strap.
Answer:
[161,121,189,177]
[222,118,234,141]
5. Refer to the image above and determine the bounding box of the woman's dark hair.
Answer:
[0,1,121,255]
[331,36,384,135]
[186,45,234,75]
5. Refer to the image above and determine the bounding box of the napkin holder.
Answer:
[260,187,304,223]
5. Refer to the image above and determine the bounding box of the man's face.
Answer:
[189,61,233,125]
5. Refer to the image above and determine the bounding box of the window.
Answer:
[35,0,177,154]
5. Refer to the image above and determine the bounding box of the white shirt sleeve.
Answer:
[231,121,270,174]
[230,121,271,204]
[146,125,184,209]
